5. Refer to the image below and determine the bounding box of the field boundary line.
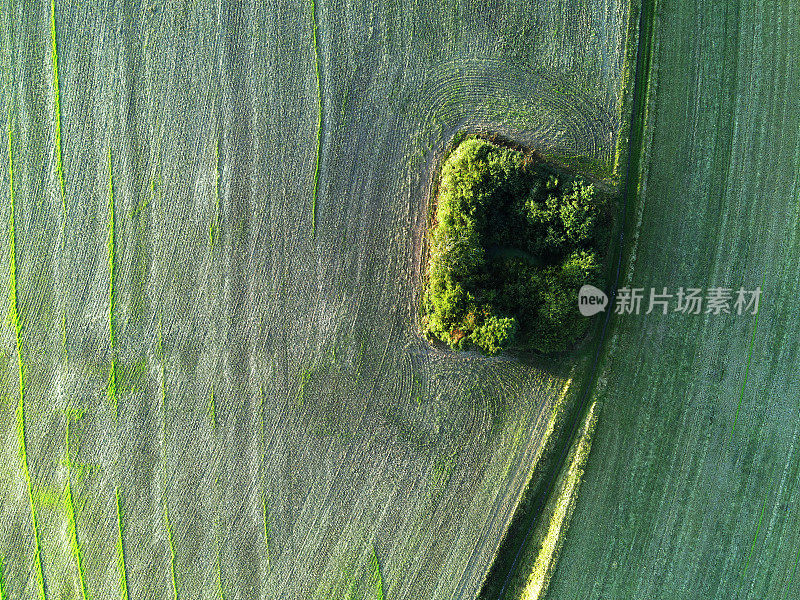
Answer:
[8,109,47,600]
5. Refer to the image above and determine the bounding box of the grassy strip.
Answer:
[107,147,118,417]
[64,412,88,600]
[297,369,311,406]
[164,503,179,600]
[208,387,216,431]
[504,402,598,600]
[49,0,65,230]
[370,546,384,600]
[622,0,657,213]
[8,111,47,600]
[611,0,639,186]
[309,0,322,235]
[108,360,118,416]
[115,489,129,600]
[215,558,224,600]
[0,555,5,600]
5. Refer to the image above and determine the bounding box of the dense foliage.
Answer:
[422,136,611,354]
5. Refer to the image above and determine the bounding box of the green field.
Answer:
[0,0,629,598]
[4,0,791,597]
[547,0,800,598]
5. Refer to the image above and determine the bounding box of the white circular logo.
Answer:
[578,285,608,316]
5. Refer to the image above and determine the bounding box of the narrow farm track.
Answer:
[547,0,800,597]
[0,0,630,598]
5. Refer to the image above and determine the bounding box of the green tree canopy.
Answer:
[422,136,611,354]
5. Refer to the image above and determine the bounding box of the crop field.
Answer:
[0,0,631,599]
[547,0,800,598]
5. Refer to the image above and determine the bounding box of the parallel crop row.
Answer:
[8,113,46,600]
[115,489,130,600]
[310,0,323,234]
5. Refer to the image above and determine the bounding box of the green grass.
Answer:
[297,368,311,406]
[1,0,631,597]
[547,0,800,596]
[0,555,5,600]
[8,110,47,600]
[49,0,66,239]
[501,402,597,600]
[370,546,384,600]
[164,503,178,600]
[31,485,68,514]
[115,488,130,600]
[64,411,88,600]
[309,0,323,235]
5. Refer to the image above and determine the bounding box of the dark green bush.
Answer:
[422,136,611,355]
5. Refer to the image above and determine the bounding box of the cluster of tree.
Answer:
[422,136,611,355]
